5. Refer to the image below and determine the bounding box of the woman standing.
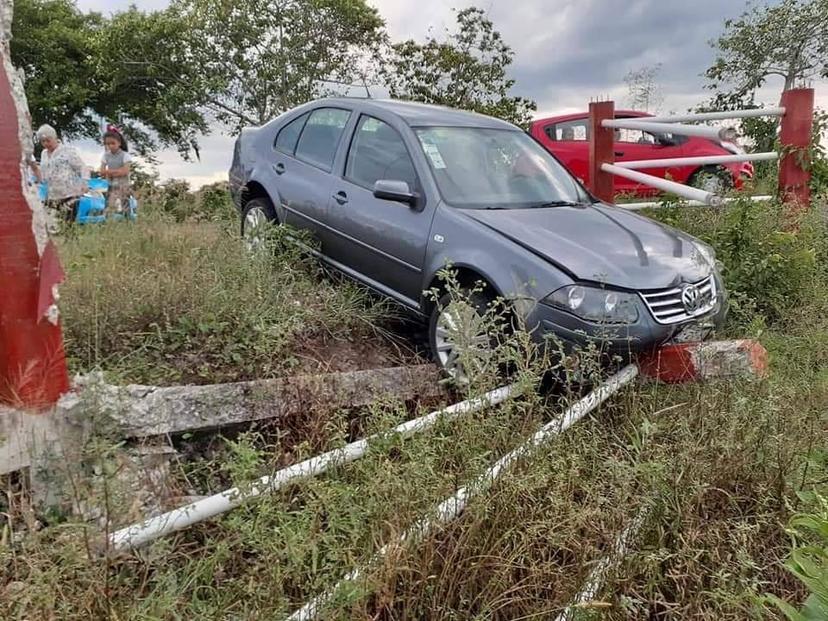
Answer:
[34,124,88,223]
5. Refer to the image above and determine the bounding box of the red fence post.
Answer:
[778,88,814,214]
[589,100,615,203]
[0,35,69,408]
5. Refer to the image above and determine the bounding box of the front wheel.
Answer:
[428,288,503,384]
[689,167,732,195]
[241,197,277,251]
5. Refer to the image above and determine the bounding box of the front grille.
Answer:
[640,275,718,325]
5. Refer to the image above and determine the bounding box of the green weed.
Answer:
[57,216,394,385]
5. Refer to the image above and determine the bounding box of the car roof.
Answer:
[532,110,653,125]
[317,97,518,130]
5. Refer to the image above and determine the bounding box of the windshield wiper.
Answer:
[530,200,586,208]
[479,200,591,210]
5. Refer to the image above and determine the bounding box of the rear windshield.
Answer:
[414,127,588,209]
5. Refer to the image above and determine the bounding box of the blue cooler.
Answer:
[36,177,137,223]
[77,178,108,224]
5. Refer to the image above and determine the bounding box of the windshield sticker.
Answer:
[421,142,447,169]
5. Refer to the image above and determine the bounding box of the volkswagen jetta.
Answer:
[229,99,726,379]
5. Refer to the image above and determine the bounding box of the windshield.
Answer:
[414,127,589,209]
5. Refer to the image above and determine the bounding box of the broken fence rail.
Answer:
[287,364,639,621]
[109,382,520,551]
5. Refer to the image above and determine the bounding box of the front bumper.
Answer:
[522,286,728,361]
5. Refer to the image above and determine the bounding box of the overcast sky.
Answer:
[69,0,826,187]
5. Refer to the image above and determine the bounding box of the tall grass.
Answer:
[57,216,393,385]
[2,198,826,619]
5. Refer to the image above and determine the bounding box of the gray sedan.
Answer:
[229,98,726,379]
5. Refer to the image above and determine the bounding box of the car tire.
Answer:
[428,286,505,384]
[241,197,277,250]
[689,167,732,195]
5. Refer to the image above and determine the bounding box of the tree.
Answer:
[624,63,663,112]
[163,0,386,133]
[10,0,209,156]
[382,8,536,127]
[706,0,828,103]
[10,0,103,138]
[91,6,210,157]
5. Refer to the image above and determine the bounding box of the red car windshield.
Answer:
[415,127,589,209]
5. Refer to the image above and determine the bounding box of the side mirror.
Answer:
[373,179,418,207]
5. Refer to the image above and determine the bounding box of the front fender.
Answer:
[421,205,573,316]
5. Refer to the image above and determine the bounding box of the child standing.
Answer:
[100,125,132,214]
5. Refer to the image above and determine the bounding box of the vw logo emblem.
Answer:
[681,284,703,313]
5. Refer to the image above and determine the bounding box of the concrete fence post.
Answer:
[778,87,815,214]
[588,100,615,203]
[0,2,69,409]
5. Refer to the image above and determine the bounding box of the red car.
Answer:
[530,110,753,197]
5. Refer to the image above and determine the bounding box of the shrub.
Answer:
[647,198,826,328]
[765,490,828,620]
[136,180,237,223]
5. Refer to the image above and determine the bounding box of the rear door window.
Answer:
[274,113,309,154]
[616,127,654,144]
[294,108,351,171]
[546,119,588,141]
[346,115,418,192]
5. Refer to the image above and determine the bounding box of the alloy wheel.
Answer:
[434,300,493,383]
[243,205,269,252]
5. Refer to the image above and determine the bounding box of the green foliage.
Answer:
[809,109,828,197]
[648,199,824,328]
[13,0,534,157]
[90,6,209,158]
[706,0,828,102]
[57,217,388,385]
[765,491,828,620]
[11,0,385,154]
[10,0,206,156]
[195,182,238,222]
[382,7,536,127]
[130,178,237,222]
[10,0,104,138]
[167,0,386,132]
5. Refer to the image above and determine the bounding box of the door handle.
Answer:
[332,191,348,205]
[274,162,285,175]
[614,151,625,157]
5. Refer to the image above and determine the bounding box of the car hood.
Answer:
[464,203,712,290]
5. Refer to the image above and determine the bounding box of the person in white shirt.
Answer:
[34,124,88,223]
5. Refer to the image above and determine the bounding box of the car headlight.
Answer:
[545,285,639,324]
[695,242,714,264]
[694,242,722,273]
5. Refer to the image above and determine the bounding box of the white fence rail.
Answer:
[109,383,519,551]
[616,152,778,171]
[287,365,640,621]
[638,107,785,124]
[620,195,773,211]
[594,104,795,210]
[602,163,722,206]
[602,118,738,142]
